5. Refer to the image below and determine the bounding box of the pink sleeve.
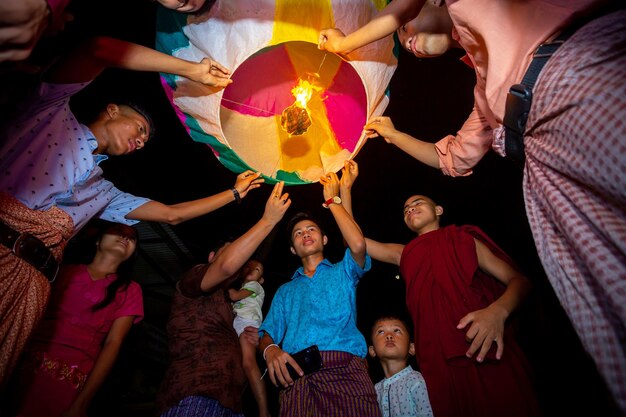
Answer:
[114,281,144,324]
[434,105,494,177]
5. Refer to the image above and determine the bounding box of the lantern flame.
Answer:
[280,73,322,136]
[292,79,314,109]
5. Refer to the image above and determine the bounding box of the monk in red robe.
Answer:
[339,159,541,417]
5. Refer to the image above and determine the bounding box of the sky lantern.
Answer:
[156,0,397,184]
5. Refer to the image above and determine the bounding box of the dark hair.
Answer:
[370,312,414,342]
[93,223,139,311]
[119,101,156,140]
[285,212,325,243]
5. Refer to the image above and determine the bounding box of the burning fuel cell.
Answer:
[280,104,312,136]
[280,73,321,136]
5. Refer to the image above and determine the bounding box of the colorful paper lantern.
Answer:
[157,0,397,184]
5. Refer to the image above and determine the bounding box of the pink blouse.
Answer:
[434,0,607,176]
[27,264,144,373]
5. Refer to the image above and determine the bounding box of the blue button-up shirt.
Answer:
[260,248,371,357]
[0,81,150,235]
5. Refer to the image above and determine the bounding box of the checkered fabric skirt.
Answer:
[523,9,626,412]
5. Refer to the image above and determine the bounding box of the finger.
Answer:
[464,323,479,343]
[495,338,504,360]
[457,314,472,329]
[466,334,483,359]
[476,338,493,362]
[210,60,231,74]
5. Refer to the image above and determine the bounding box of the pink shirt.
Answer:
[434,0,607,176]
[27,264,144,373]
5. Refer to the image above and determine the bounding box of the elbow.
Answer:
[218,257,241,278]
[160,208,185,225]
[351,238,367,258]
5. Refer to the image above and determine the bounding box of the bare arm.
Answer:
[319,0,425,54]
[320,172,366,267]
[339,160,404,266]
[365,116,439,169]
[457,239,532,362]
[45,36,233,88]
[62,316,134,417]
[126,171,263,225]
[199,182,291,292]
[228,288,253,302]
[0,0,53,62]
[365,238,404,266]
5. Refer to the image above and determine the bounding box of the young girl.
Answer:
[10,222,144,417]
[229,259,271,417]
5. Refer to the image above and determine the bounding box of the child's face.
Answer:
[242,260,264,283]
[369,319,415,361]
[403,195,442,233]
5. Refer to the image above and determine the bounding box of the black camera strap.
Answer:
[503,14,599,165]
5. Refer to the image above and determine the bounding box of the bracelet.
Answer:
[263,343,279,361]
[231,187,242,204]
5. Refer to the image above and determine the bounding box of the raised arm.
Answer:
[318,0,425,54]
[126,170,263,225]
[456,239,533,362]
[320,171,366,267]
[339,160,404,266]
[365,116,439,169]
[45,36,233,88]
[199,181,291,292]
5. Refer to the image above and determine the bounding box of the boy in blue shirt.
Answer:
[259,170,380,416]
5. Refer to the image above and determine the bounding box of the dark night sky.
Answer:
[11,1,619,415]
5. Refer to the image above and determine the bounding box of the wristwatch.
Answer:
[322,196,342,208]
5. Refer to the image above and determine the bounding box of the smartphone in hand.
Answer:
[286,345,323,380]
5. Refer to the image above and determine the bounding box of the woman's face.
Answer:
[396,4,453,58]
[98,225,137,261]
[156,0,207,13]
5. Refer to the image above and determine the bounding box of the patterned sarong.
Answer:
[0,193,73,387]
[278,351,381,417]
[523,9,626,412]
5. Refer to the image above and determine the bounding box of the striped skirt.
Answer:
[523,9,626,413]
[278,351,380,417]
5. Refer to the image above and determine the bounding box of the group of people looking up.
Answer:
[0,0,624,416]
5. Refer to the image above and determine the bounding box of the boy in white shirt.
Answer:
[369,315,433,417]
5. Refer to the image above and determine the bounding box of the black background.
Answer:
[5,1,620,415]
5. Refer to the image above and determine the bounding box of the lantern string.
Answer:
[316,53,328,75]
[220,98,280,115]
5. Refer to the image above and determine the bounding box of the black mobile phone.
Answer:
[286,345,323,380]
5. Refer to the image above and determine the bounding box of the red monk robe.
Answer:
[399,225,541,417]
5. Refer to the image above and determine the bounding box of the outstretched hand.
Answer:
[364,116,398,143]
[233,171,264,198]
[320,171,340,201]
[263,181,291,226]
[191,57,233,89]
[456,304,508,362]
[318,28,348,54]
[340,160,359,190]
